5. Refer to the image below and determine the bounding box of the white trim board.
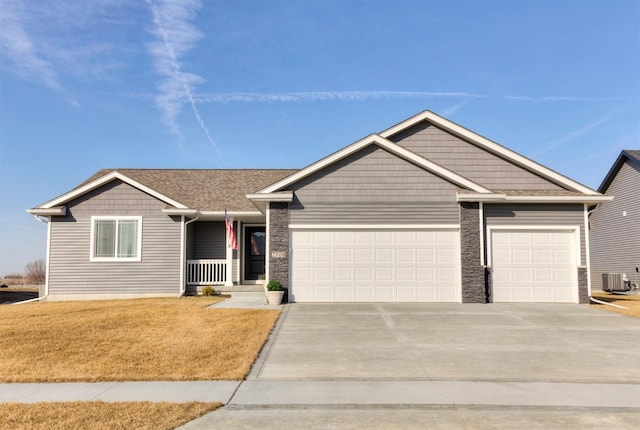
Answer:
[289,224,461,230]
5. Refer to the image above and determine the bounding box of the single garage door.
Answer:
[490,229,578,303]
[290,229,460,302]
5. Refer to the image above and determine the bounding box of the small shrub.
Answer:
[202,286,216,296]
[266,280,283,291]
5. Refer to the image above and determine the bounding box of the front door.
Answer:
[244,226,266,281]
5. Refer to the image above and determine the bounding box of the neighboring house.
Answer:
[589,150,640,291]
[28,110,610,303]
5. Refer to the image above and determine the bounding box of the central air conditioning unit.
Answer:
[602,273,630,292]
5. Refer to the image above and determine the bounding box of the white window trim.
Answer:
[90,216,143,262]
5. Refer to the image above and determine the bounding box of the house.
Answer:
[589,150,640,291]
[28,110,611,303]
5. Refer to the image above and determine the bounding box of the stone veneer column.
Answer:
[460,202,487,303]
[268,202,290,294]
[577,268,589,304]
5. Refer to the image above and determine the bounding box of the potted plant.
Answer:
[265,280,284,305]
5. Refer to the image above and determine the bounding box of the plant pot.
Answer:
[266,290,284,305]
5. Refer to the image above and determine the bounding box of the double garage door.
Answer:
[290,228,460,302]
[490,229,578,303]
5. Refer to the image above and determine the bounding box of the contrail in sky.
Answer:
[146,0,225,165]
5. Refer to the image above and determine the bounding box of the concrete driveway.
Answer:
[251,303,640,383]
[180,303,640,429]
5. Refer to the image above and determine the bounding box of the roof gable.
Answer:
[379,111,599,195]
[291,144,463,202]
[259,133,491,194]
[36,169,297,211]
[598,150,640,193]
[390,121,565,191]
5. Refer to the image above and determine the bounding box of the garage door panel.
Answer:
[355,248,373,263]
[436,267,457,282]
[397,267,414,281]
[291,229,460,302]
[417,249,435,264]
[334,267,353,282]
[376,232,393,244]
[396,248,414,262]
[533,267,552,282]
[512,249,531,264]
[314,248,332,263]
[375,267,394,281]
[417,267,436,282]
[416,231,435,245]
[491,230,577,303]
[355,286,374,301]
[355,231,374,244]
[533,250,551,264]
[355,267,373,281]
[335,248,352,262]
[375,248,393,263]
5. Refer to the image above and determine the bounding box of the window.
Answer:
[91,217,142,261]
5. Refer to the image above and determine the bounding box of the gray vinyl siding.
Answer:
[48,180,181,295]
[484,204,586,265]
[293,145,460,203]
[191,222,226,259]
[290,202,459,224]
[390,122,565,191]
[290,145,459,224]
[186,220,240,283]
[590,159,640,290]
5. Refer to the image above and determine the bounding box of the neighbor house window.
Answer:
[91,216,142,261]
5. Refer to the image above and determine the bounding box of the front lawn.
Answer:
[0,297,280,382]
[2,401,221,430]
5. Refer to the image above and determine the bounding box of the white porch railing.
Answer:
[187,259,226,285]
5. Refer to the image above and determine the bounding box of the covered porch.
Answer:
[183,216,266,293]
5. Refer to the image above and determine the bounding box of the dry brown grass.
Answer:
[591,292,640,318]
[0,297,280,382]
[1,401,221,430]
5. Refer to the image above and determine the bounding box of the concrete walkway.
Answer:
[0,381,239,404]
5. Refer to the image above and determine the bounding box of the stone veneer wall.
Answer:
[460,202,487,303]
[268,202,290,293]
[578,267,589,304]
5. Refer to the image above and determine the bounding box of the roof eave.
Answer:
[26,206,67,216]
[457,193,613,204]
[246,191,294,214]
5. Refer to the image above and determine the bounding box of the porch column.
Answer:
[225,218,234,287]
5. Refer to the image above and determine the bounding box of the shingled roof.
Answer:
[82,169,298,211]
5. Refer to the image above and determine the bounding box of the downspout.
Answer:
[589,296,628,309]
[15,216,51,304]
[180,212,200,297]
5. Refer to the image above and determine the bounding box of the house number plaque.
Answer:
[271,250,287,259]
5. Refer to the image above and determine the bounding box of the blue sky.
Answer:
[0,0,638,275]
